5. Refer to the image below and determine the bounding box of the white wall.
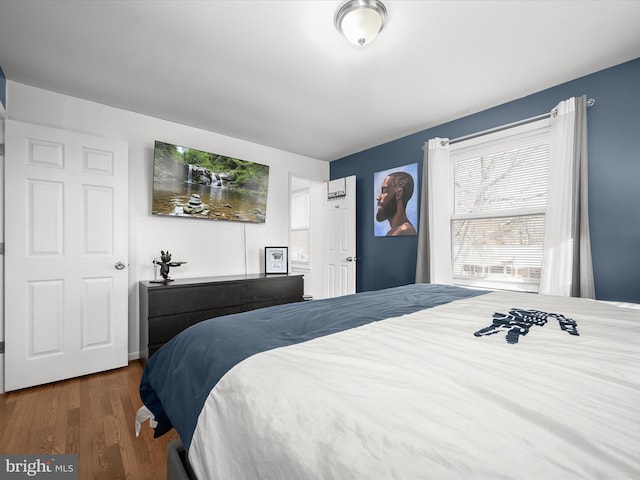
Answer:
[3,81,329,364]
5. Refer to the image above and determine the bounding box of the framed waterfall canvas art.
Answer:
[152,140,270,223]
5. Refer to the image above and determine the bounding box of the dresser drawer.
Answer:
[148,282,240,317]
[148,307,240,345]
[241,276,304,304]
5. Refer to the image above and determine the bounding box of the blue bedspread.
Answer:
[139,283,487,449]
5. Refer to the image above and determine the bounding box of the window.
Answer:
[449,119,550,292]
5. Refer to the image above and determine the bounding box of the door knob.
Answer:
[115,261,126,270]
[346,256,357,262]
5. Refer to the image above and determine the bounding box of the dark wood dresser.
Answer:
[139,274,304,358]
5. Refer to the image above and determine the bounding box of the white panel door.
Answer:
[323,176,356,298]
[4,120,129,391]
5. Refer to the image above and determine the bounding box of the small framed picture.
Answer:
[265,247,288,274]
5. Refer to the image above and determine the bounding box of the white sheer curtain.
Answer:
[415,138,452,284]
[540,95,595,298]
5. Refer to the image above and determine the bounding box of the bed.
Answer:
[137,283,640,479]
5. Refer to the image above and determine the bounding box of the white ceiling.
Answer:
[1,1,639,161]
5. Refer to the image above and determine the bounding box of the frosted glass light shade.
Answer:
[335,0,387,46]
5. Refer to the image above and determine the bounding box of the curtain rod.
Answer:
[442,97,595,147]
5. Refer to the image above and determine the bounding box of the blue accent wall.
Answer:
[331,58,640,303]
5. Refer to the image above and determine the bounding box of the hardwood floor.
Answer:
[0,360,179,479]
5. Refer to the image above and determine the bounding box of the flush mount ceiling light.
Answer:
[335,0,387,46]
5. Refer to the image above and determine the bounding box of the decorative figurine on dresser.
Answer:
[151,250,186,283]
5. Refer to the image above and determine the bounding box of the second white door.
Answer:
[324,175,356,298]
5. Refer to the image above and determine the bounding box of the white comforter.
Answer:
[189,291,640,479]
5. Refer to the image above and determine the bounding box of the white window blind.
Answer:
[450,120,550,292]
